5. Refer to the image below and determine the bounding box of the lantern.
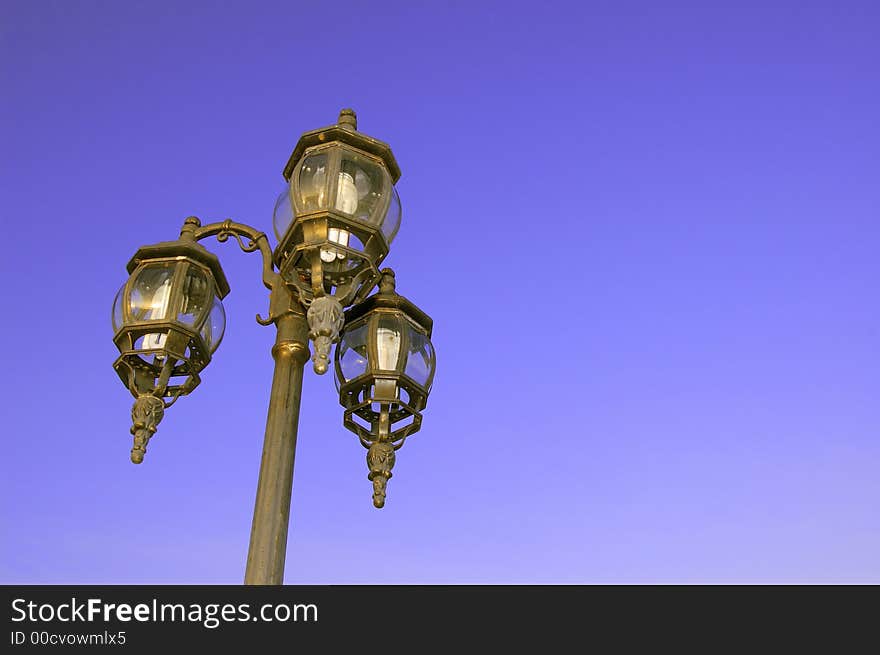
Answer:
[334,269,435,508]
[111,218,229,462]
[274,109,402,374]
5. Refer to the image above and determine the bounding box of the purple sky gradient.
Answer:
[1,1,878,583]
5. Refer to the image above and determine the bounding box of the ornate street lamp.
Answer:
[110,110,435,585]
[334,269,436,508]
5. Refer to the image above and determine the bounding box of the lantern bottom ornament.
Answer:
[129,394,165,464]
[306,295,345,375]
[367,441,396,508]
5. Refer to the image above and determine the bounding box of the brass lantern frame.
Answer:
[337,270,434,442]
[334,269,435,508]
[113,238,230,402]
[274,111,401,309]
[337,307,433,446]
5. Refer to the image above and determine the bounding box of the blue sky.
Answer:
[1,0,878,583]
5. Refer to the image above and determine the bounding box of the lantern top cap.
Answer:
[125,227,230,299]
[378,268,396,294]
[338,108,357,130]
[344,268,433,335]
[283,108,401,184]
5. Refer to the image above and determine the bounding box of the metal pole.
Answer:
[244,307,310,585]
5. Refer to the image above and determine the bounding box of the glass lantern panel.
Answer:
[375,314,403,373]
[130,262,177,322]
[177,264,213,329]
[336,150,390,226]
[293,151,329,214]
[273,186,294,240]
[336,323,370,388]
[111,284,125,332]
[199,296,226,354]
[381,185,402,244]
[404,327,435,391]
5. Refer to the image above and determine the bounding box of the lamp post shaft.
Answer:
[244,308,310,585]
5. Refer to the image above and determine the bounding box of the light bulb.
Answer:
[320,171,357,262]
[376,326,401,370]
[143,277,171,353]
[336,171,358,213]
[373,325,401,402]
[320,226,351,263]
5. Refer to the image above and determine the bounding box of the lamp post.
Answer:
[110,110,436,585]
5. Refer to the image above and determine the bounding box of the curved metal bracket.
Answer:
[217,228,261,254]
[193,219,278,291]
[185,218,302,327]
